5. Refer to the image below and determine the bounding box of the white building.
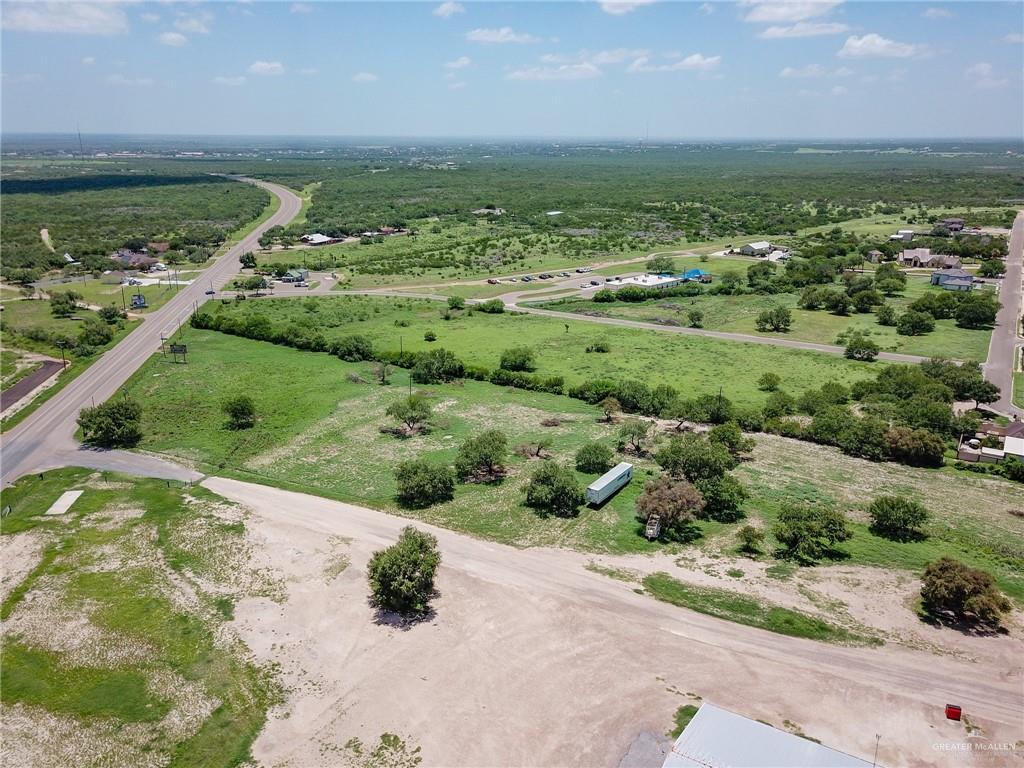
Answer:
[1003,436,1024,461]
[603,274,686,290]
[740,241,772,256]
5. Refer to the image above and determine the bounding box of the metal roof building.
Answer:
[663,703,875,768]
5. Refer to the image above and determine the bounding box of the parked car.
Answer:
[204,289,215,295]
[590,280,601,286]
[539,273,552,279]
[487,278,500,284]
[508,277,518,282]
[522,276,533,282]
[557,272,570,278]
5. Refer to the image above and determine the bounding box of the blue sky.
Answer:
[2,1,1022,138]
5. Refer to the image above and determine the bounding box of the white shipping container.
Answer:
[586,462,633,505]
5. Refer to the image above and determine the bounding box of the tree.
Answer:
[964,377,999,409]
[868,496,930,540]
[394,459,455,507]
[411,348,464,383]
[695,474,748,522]
[222,394,256,429]
[575,441,614,473]
[896,310,935,336]
[618,419,652,454]
[885,426,945,468]
[635,476,705,539]
[655,434,736,481]
[77,397,142,448]
[687,309,704,328]
[525,462,585,517]
[500,346,537,372]
[647,254,676,274]
[977,260,1004,278]
[447,295,466,310]
[798,285,829,310]
[758,372,781,392]
[875,278,905,296]
[773,503,852,563]
[823,290,853,316]
[454,430,508,481]
[97,305,123,324]
[755,306,791,332]
[386,394,432,432]
[844,332,880,362]
[49,290,82,318]
[78,318,114,347]
[852,290,883,314]
[599,396,621,422]
[333,334,374,362]
[876,303,897,326]
[707,422,754,458]
[367,526,441,615]
[920,557,1010,627]
[737,525,764,554]
[423,330,437,342]
[476,298,505,313]
[762,390,795,419]
[239,251,257,268]
[954,293,999,329]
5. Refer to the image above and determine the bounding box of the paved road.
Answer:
[204,476,1023,730]
[0,360,64,411]
[984,210,1023,417]
[1,178,303,486]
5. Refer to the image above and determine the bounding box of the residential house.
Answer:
[472,207,505,216]
[865,249,885,263]
[300,233,340,246]
[899,248,961,269]
[739,241,771,256]
[888,229,916,242]
[280,268,309,283]
[109,250,159,271]
[930,268,974,292]
[940,217,965,232]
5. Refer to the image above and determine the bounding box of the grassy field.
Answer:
[535,275,994,360]
[1015,371,1024,409]
[197,294,877,405]
[0,469,279,768]
[121,330,1024,603]
[41,275,188,314]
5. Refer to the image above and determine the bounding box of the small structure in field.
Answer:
[586,462,633,505]
[941,217,965,232]
[739,241,771,256]
[865,249,885,263]
[605,274,686,290]
[300,233,340,246]
[473,207,505,216]
[889,229,915,242]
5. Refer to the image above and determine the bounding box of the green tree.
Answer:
[500,346,537,372]
[239,251,257,268]
[977,260,1004,278]
[954,293,999,329]
[773,503,852,563]
[754,306,792,332]
[885,426,945,467]
[367,526,441,615]
[762,390,795,418]
[525,462,585,517]
[920,557,1010,627]
[394,459,455,507]
[868,496,930,540]
[687,309,704,328]
[758,372,781,392]
[77,317,114,347]
[618,419,652,454]
[876,303,897,326]
[386,394,433,432]
[332,334,374,362]
[635,476,704,540]
[695,474,748,522]
[411,348,464,383]
[454,430,508,481]
[600,396,621,422]
[823,290,853,316]
[707,422,754,458]
[655,434,736,481]
[222,394,257,430]
[844,332,880,362]
[896,310,935,336]
[49,290,82,318]
[575,442,614,473]
[97,305,123,324]
[737,525,764,554]
[77,398,142,448]
[647,254,676,274]
[447,295,466,310]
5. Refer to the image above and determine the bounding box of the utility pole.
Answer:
[872,734,881,767]
[120,284,127,312]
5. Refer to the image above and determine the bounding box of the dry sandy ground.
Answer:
[205,477,1024,768]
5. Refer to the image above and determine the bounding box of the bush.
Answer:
[954,293,1000,329]
[655,434,736,481]
[386,394,433,431]
[586,339,611,353]
[476,298,504,313]
[876,303,897,326]
[707,422,754,458]
[687,309,704,328]
[886,426,945,467]
[758,372,781,392]
[635,476,704,540]
[222,394,256,430]
[454,430,508,481]
[773,503,852,563]
[499,346,537,372]
[411,348,464,383]
[754,306,792,332]
[394,458,455,507]
[97,305,123,324]
[331,334,374,362]
[423,330,437,342]
[447,295,466,310]
[920,557,1010,627]
[77,397,142,448]
[896,311,935,336]
[367,527,441,615]
[844,332,879,362]
[737,525,764,554]
[695,475,748,522]
[77,318,114,347]
[49,290,81,318]
[524,462,585,517]
[868,496,930,540]
[762,390,795,419]
[575,442,614,473]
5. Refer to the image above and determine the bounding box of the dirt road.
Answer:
[1,178,303,486]
[984,210,1023,417]
[204,476,1022,768]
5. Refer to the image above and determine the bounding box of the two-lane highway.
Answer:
[984,210,1023,417]
[1,178,303,485]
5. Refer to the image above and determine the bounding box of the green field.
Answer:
[40,275,188,314]
[194,294,878,405]
[535,276,994,360]
[0,469,279,767]
[121,330,1024,601]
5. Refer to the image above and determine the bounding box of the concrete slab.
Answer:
[43,490,83,516]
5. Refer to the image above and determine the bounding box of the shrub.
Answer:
[367,526,441,615]
[635,476,704,540]
[476,298,505,313]
[332,334,374,362]
[454,430,508,481]
[586,339,611,353]
[77,318,114,347]
[394,458,455,507]
[754,306,792,332]
[876,303,897,326]
[592,289,616,302]
[575,442,614,473]
[762,390,795,419]
[499,346,537,372]
[695,475,748,522]
[885,426,945,467]
[618,419,652,454]
[707,422,754,458]
[868,496,930,540]
[920,557,1010,627]
[446,295,466,310]
[97,305,123,324]
[773,503,852,563]
[386,394,432,432]
[49,290,81,317]
[655,434,736,481]
[737,525,764,554]
[599,396,621,421]
[411,348,464,383]
[844,332,880,362]
[222,394,256,430]
[524,462,585,517]
[687,309,704,328]
[77,397,142,448]
[896,311,935,336]
[423,330,437,342]
[758,372,781,392]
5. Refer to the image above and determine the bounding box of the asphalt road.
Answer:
[0,178,303,486]
[984,210,1023,417]
[0,361,64,411]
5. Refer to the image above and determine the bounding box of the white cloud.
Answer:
[599,0,656,15]
[466,27,541,44]
[838,33,928,59]
[213,75,246,86]
[434,1,464,18]
[174,11,212,35]
[107,73,154,87]
[699,3,715,15]
[965,62,1008,89]
[2,2,129,35]
[507,62,602,81]
[922,7,952,19]
[158,31,187,47]
[759,21,849,38]
[448,81,467,90]
[541,48,648,66]
[779,63,827,78]
[831,85,847,95]
[740,1,843,24]
[81,56,96,65]
[627,53,721,73]
[1005,33,1024,44]
[834,66,853,76]
[140,12,160,24]
[352,71,379,82]
[290,3,313,13]
[445,55,472,69]
[248,60,284,76]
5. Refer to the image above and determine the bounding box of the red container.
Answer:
[945,705,962,721]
